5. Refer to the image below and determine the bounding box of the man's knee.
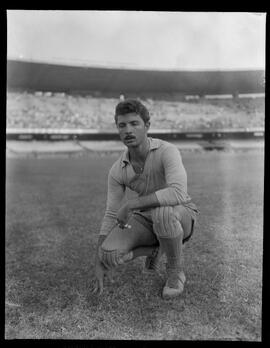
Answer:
[151,206,183,238]
[98,245,133,269]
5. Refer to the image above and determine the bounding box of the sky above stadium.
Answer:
[7,10,266,71]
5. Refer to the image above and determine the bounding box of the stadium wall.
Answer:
[6,128,264,141]
[7,59,265,97]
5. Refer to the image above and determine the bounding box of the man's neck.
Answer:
[128,137,150,162]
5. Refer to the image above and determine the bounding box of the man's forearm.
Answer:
[127,192,161,211]
[95,235,107,262]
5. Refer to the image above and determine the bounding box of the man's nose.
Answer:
[125,124,132,133]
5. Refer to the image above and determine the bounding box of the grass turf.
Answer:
[5,150,264,340]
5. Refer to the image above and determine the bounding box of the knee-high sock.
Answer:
[158,235,184,270]
[151,206,184,269]
[152,206,182,238]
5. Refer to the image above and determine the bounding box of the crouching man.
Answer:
[92,99,199,299]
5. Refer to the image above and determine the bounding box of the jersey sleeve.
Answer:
[154,145,190,206]
[99,165,126,236]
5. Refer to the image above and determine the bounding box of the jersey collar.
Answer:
[121,137,161,168]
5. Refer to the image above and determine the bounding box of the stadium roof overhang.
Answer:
[7,59,265,96]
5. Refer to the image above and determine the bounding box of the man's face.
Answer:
[116,113,150,147]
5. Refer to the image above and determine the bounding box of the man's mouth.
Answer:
[124,136,136,141]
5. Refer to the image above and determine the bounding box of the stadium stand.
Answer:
[6,91,265,131]
[6,59,265,135]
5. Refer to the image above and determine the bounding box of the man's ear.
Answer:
[145,121,150,129]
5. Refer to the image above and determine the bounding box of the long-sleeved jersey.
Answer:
[99,137,199,236]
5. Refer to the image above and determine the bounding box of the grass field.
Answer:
[5,150,264,340]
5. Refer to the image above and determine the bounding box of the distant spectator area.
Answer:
[6,91,265,131]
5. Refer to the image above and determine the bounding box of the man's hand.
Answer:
[91,257,106,295]
[91,236,114,296]
[116,202,132,229]
[91,257,114,296]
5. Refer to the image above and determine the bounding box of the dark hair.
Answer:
[114,99,150,124]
